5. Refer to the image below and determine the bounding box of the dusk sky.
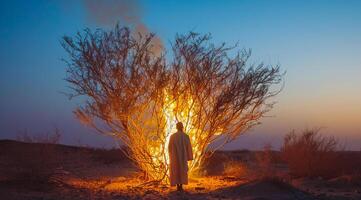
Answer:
[1,0,360,150]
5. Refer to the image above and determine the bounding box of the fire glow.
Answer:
[132,91,206,181]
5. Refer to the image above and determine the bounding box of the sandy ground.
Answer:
[0,173,315,200]
[0,140,360,200]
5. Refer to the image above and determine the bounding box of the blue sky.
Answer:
[1,0,360,149]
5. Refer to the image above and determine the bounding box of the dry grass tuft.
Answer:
[281,128,353,179]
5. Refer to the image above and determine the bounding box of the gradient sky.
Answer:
[1,0,360,150]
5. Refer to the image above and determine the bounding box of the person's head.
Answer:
[176,122,184,131]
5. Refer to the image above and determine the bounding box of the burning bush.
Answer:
[61,25,282,181]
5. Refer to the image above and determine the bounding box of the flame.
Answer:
[163,91,196,164]
[131,90,220,181]
[139,90,200,181]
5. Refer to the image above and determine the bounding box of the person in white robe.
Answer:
[168,122,193,191]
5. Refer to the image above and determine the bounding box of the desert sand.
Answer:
[0,140,360,200]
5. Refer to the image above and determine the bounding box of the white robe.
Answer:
[168,130,193,186]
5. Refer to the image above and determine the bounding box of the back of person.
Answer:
[168,122,193,191]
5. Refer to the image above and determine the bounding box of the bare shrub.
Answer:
[281,129,340,178]
[61,24,283,181]
[7,129,63,184]
[16,128,61,144]
[198,151,248,177]
[223,159,248,178]
[254,144,277,178]
[198,152,229,176]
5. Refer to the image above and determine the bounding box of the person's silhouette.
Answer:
[168,122,193,191]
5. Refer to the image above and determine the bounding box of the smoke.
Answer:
[82,0,139,26]
[82,0,163,55]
